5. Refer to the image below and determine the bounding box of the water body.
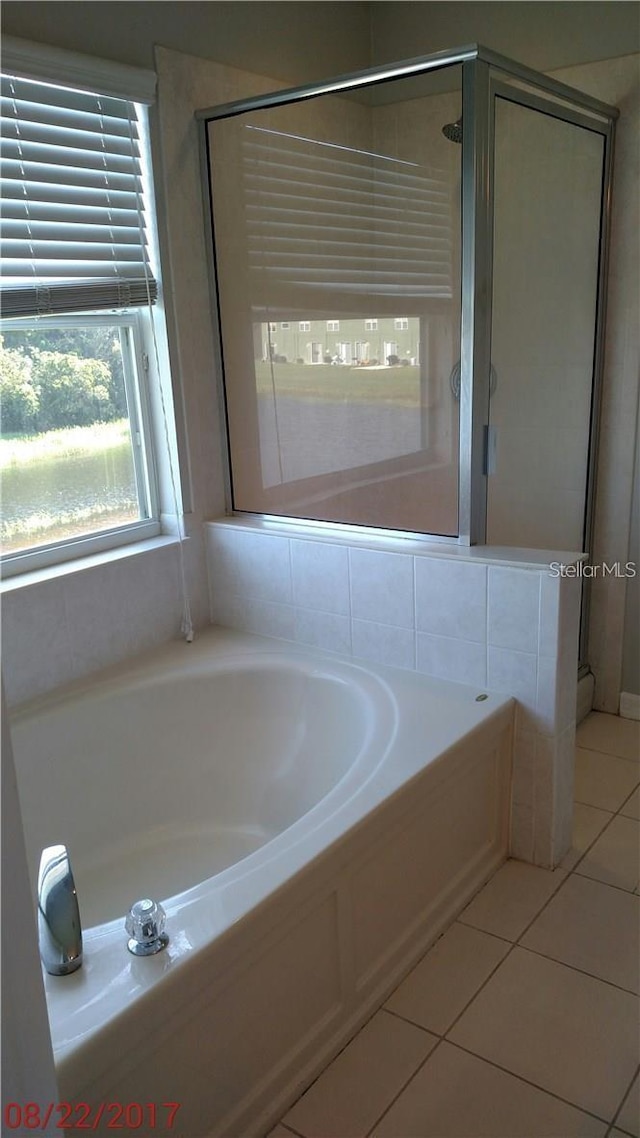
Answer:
[2,440,139,551]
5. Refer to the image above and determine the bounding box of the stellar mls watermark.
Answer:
[549,561,637,578]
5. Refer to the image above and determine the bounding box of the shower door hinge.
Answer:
[142,352,150,373]
[483,425,497,475]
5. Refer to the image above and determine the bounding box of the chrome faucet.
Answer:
[37,844,83,975]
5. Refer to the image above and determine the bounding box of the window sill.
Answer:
[0,535,183,595]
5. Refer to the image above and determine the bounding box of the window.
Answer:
[299,321,311,332]
[268,322,277,333]
[365,318,378,331]
[1,69,166,575]
[280,322,290,329]
[326,320,340,332]
[394,317,409,330]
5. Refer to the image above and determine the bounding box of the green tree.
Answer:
[2,326,127,416]
[31,351,114,430]
[0,341,39,433]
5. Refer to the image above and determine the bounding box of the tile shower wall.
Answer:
[206,520,582,869]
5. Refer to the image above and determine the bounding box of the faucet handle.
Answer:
[125,898,169,956]
[38,844,83,976]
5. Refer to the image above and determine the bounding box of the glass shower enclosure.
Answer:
[198,44,617,661]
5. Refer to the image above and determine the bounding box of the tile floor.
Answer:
[270,712,640,1138]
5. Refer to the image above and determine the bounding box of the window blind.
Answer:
[1,73,157,318]
[239,125,454,308]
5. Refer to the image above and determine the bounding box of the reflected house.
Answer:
[260,317,420,366]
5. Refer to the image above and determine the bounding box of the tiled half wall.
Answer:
[206,519,582,869]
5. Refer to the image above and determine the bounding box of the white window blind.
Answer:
[1,73,158,318]
[238,125,454,309]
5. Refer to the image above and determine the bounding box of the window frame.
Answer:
[0,309,162,578]
[0,41,185,581]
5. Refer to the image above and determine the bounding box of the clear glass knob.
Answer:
[125,898,169,956]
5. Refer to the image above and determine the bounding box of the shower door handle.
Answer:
[483,425,497,475]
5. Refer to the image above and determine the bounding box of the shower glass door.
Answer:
[487,92,607,553]
[206,66,463,536]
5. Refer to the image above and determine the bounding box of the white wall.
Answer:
[0,1,371,82]
[370,1,640,74]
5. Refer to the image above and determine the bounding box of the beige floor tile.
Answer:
[574,748,639,812]
[577,815,640,892]
[458,859,566,942]
[385,922,510,1035]
[560,802,614,870]
[371,1042,607,1137]
[612,1131,635,1138]
[521,874,640,993]
[448,947,639,1119]
[283,1009,436,1138]
[621,786,640,820]
[616,1071,640,1137]
[266,1127,297,1138]
[576,712,640,762]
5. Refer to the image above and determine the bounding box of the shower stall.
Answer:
[198,44,617,666]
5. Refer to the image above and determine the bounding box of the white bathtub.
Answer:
[11,627,513,1138]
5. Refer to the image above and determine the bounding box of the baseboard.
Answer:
[619,691,640,721]
[576,672,595,724]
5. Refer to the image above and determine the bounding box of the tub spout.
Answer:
[37,844,83,975]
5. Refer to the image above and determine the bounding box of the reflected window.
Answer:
[206,67,463,536]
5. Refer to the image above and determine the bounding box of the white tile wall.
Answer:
[2,541,195,707]
[488,567,541,654]
[351,620,416,670]
[350,548,415,629]
[292,540,349,614]
[415,558,487,643]
[205,520,583,868]
[417,633,487,687]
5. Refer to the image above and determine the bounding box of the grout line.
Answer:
[443,1040,613,1127]
[514,942,640,998]
[364,1036,446,1138]
[575,744,640,768]
[384,933,514,1041]
[573,865,640,897]
[566,802,640,891]
[616,782,640,815]
[607,1060,640,1138]
[455,914,516,942]
[574,732,640,765]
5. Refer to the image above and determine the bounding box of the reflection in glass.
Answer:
[208,68,462,535]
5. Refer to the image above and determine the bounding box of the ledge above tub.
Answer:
[204,515,587,572]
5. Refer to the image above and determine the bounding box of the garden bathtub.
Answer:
[11,627,513,1137]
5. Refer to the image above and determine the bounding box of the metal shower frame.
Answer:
[197,42,618,555]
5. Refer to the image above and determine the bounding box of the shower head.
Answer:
[442,117,463,144]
